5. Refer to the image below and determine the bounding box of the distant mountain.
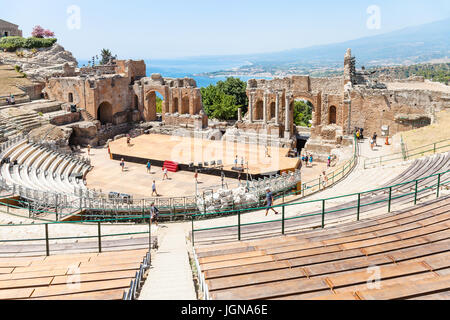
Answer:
[196,18,450,76]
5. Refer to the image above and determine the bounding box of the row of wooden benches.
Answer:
[194,196,450,300]
[0,249,148,300]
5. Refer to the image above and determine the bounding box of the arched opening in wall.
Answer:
[255,100,264,120]
[292,98,314,153]
[329,106,337,124]
[270,102,276,120]
[181,96,190,115]
[68,93,74,103]
[144,91,164,121]
[97,101,113,125]
[173,97,179,114]
[293,98,314,127]
[134,94,139,110]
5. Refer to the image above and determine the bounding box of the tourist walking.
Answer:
[265,189,279,216]
[234,155,238,168]
[194,170,199,183]
[120,158,125,172]
[150,202,159,226]
[152,180,158,196]
[322,171,329,188]
[373,132,378,147]
[87,144,91,156]
[327,155,331,168]
[305,155,309,167]
[163,167,169,180]
[309,154,313,167]
[10,95,15,105]
[241,157,245,168]
[147,161,152,174]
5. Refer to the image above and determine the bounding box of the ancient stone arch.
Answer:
[181,96,190,115]
[173,97,179,114]
[329,105,337,124]
[97,101,113,125]
[255,100,264,120]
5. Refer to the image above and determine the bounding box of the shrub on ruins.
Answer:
[100,48,113,65]
[0,36,57,52]
[200,77,247,120]
[31,25,55,39]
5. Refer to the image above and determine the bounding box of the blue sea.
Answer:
[78,58,271,87]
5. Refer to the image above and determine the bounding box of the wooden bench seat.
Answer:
[29,278,132,299]
[27,288,126,300]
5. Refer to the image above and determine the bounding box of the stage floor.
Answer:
[109,134,300,176]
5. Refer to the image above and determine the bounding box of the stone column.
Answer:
[237,107,242,122]
[263,92,268,124]
[275,92,280,125]
[284,94,291,139]
[249,92,254,123]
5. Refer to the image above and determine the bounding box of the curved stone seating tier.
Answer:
[194,196,450,300]
[0,142,91,203]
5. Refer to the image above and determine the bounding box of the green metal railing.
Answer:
[0,214,155,256]
[191,169,450,246]
[364,138,450,169]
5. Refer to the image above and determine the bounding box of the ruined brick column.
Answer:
[263,92,268,124]
[284,94,292,139]
[275,91,280,125]
[249,92,254,123]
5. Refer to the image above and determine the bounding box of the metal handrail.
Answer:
[190,168,450,246]
[364,138,450,169]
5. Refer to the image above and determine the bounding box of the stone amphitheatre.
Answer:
[0,33,450,301]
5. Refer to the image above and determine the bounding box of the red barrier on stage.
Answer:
[163,161,179,173]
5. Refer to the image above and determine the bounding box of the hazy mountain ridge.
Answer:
[196,18,450,77]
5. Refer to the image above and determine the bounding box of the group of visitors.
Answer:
[234,155,246,168]
[5,94,15,105]
[356,128,365,140]
[301,154,314,168]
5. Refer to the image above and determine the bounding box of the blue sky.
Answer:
[3,0,450,60]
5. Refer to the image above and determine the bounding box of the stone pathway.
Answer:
[139,223,196,300]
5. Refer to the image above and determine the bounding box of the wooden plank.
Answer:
[204,261,290,280]
[77,262,141,274]
[30,278,132,298]
[0,276,53,290]
[334,273,436,295]
[207,267,306,292]
[51,270,137,286]
[0,268,68,281]
[326,262,429,288]
[0,267,14,274]
[199,250,266,264]
[211,277,329,300]
[201,256,275,271]
[309,292,358,300]
[304,255,391,277]
[27,289,125,300]
[0,288,34,300]
[356,275,450,300]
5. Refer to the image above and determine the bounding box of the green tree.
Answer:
[216,77,248,114]
[293,100,313,127]
[201,85,240,120]
[156,97,163,113]
[200,77,247,121]
[100,48,113,65]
